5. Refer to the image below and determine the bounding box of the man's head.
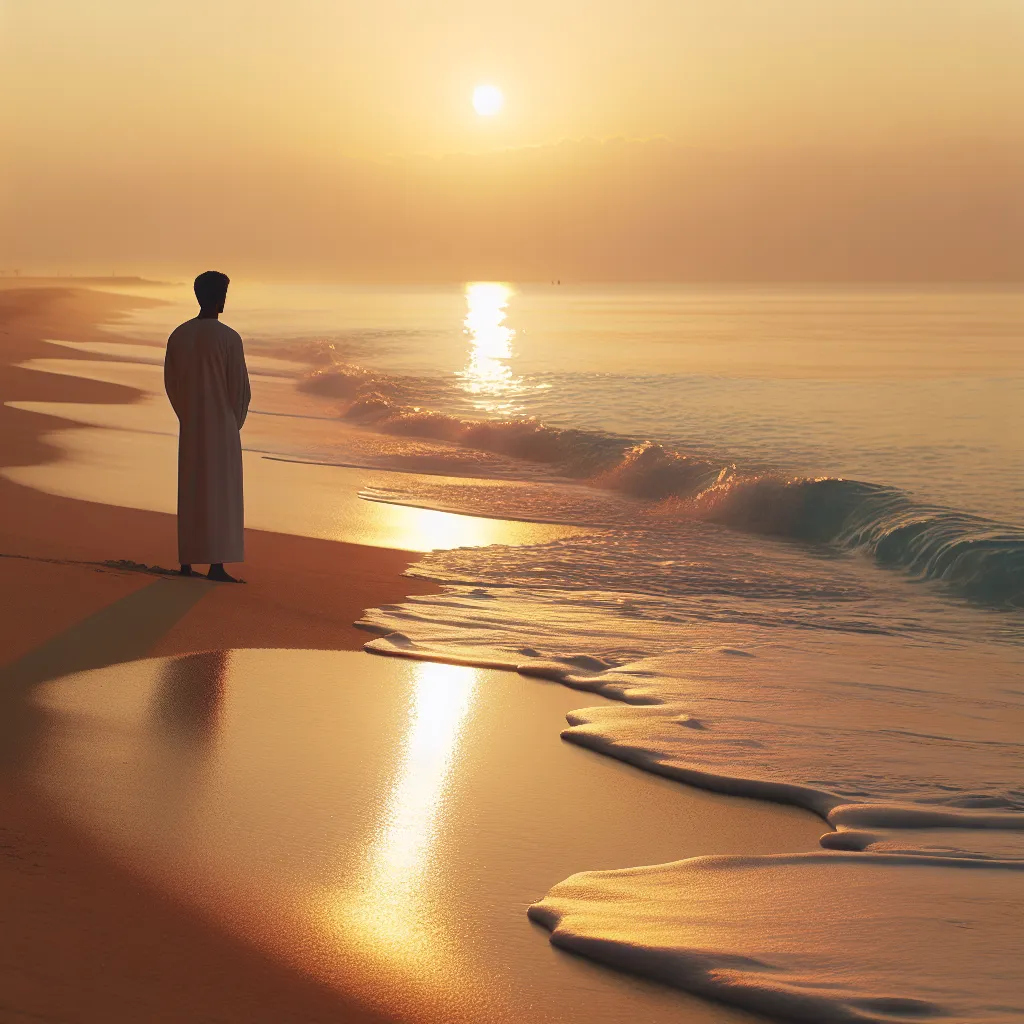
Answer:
[194,270,230,314]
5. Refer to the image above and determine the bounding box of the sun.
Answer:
[472,84,504,117]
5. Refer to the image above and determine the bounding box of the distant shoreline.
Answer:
[0,275,174,287]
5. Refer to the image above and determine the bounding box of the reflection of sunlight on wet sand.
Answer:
[458,282,524,415]
[371,500,535,551]
[332,662,478,965]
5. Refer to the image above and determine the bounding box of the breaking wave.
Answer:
[303,362,1024,606]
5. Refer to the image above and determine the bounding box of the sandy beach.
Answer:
[0,283,448,1022]
[0,282,913,1022]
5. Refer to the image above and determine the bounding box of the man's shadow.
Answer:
[0,576,210,773]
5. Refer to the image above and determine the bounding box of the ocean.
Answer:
[116,281,1024,1022]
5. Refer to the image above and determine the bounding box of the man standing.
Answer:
[164,271,250,582]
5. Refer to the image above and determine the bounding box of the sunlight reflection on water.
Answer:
[457,282,526,415]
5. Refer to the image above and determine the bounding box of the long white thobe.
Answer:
[164,318,251,565]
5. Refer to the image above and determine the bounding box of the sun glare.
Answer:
[472,84,504,117]
[332,661,478,963]
[458,282,525,415]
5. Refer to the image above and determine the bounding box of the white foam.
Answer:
[823,826,1024,859]
[528,853,1024,1023]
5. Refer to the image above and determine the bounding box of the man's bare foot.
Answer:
[180,564,195,577]
[207,564,244,583]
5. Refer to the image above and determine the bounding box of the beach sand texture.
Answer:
[0,283,824,1022]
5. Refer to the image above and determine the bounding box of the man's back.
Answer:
[165,318,249,434]
[164,311,250,569]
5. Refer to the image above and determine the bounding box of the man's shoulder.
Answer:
[167,318,199,344]
[216,321,243,344]
[201,320,243,347]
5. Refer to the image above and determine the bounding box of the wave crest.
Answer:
[303,364,1024,606]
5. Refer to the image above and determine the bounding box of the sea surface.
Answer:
[116,282,1024,1023]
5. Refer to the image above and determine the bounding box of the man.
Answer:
[164,271,250,582]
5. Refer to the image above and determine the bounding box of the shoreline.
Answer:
[0,282,837,1024]
[0,285,442,661]
[0,284,436,1023]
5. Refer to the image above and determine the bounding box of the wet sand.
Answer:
[24,649,826,1024]
[0,777,399,1024]
[0,284,431,1022]
[0,283,825,1023]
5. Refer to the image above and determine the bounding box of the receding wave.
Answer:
[303,363,1024,606]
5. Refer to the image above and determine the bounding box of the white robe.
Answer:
[164,318,251,565]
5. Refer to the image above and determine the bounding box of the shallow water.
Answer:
[99,282,1024,1019]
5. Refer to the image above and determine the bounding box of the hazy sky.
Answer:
[3,0,1022,279]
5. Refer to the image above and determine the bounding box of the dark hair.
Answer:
[194,270,230,310]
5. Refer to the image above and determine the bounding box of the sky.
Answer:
[2,0,1023,280]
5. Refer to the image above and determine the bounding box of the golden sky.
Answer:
[2,0,1023,279]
